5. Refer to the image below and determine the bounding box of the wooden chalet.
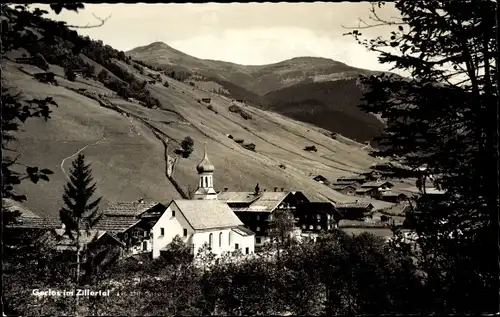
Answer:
[334,201,374,220]
[380,191,408,203]
[355,187,381,199]
[296,202,342,234]
[217,190,310,247]
[336,175,366,185]
[330,183,357,195]
[93,200,166,255]
[201,98,211,103]
[360,181,394,190]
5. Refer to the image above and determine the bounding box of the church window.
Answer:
[219,232,223,247]
[172,209,175,217]
[183,229,188,237]
[142,241,148,251]
[209,233,213,248]
[246,247,249,254]
[160,228,164,236]
[204,176,208,188]
[229,231,232,245]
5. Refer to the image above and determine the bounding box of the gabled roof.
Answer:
[356,187,378,193]
[337,175,365,181]
[361,181,394,188]
[218,191,292,213]
[93,216,142,232]
[49,229,124,251]
[331,184,356,190]
[381,191,407,197]
[334,202,374,209]
[2,199,40,218]
[103,201,160,217]
[7,217,62,229]
[171,200,243,230]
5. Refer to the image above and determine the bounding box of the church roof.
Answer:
[172,200,243,230]
[196,142,215,173]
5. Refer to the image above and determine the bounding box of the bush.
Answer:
[228,104,241,113]
[304,145,318,152]
[97,69,109,82]
[207,105,214,111]
[234,139,244,144]
[181,136,194,158]
[240,110,252,120]
[163,81,169,88]
[242,143,256,151]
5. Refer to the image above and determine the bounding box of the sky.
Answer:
[40,2,403,72]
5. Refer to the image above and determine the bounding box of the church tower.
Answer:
[193,142,218,200]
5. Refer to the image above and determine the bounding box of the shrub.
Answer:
[304,145,318,152]
[207,105,214,111]
[228,104,241,113]
[234,139,244,144]
[97,69,109,82]
[163,81,169,88]
[240,110,252,120]
[189,82,195,87]
[242,143,256,151]
[181,136,194,158]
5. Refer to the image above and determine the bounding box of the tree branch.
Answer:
[66,13,111,29]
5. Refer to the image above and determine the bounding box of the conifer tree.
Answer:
[59,153,102,285]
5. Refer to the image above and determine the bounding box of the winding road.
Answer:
[60,134,106,181]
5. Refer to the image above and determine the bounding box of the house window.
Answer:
[256,226,261,232]
[142,241,148,251]
[183,229,188,237]
[235,243,239,250]
[172,209,175,217]
[144,231,149,237]
[209,233,213,248]
[316,214,321,221]
[256,215,260,221]
[302,224,306,229]
[219,232,223,247]
[256,237,261,244]
[246,247,249,254]
[160,228,164,236]
[204,177,208,188]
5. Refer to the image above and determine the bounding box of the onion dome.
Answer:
[196,142,215,173]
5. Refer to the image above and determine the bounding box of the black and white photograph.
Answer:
[2,1,498,315]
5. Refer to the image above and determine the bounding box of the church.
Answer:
[151,143,255,259]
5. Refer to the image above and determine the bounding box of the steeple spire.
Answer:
[194,142,217,200]
[197,142,215,174]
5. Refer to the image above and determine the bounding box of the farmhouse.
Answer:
[355,187,381,199]
[380,191,409,204]
[330,183,357,195]
[312,175,329,184]
[336,175,366,185]
[201,98,211,103]
[334,202,374,220]
[217,189,310,248]
[296,202,341,235]
[361,181,394,190]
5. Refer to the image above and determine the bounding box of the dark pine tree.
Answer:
[345,0,498,313]
[59,153,102,285]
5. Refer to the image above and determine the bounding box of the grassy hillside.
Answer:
[127,42,386,142]
[2,6,393,218]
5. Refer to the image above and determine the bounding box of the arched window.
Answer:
[219,232,223,247]
[204,176,208,188]
[209,233,213,248]
[228,231,232,246]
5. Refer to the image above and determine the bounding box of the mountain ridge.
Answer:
[127,41,386,142]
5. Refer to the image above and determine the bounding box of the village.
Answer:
[5,139,444,276]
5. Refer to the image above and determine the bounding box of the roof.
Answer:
[334,202,374,209]
[341,228,396,239]
[218,191,291,213]
[172,200,243,230]
[103,201,160,217]
[331,183,356,190]
[381,191,407,197]
[7,217,62,229]
[3,199,40,218]
[49,229,124,251]
[93,216,142,232]
[361,181,394,188]
[337,175,365,181]
[356,187,377,193]
[232,226,255,236]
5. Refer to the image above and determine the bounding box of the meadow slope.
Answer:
[3,56,393,218]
